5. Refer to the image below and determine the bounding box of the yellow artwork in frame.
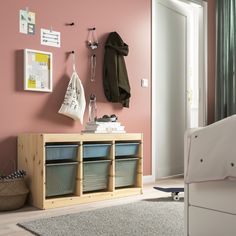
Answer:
[24,49,53,92]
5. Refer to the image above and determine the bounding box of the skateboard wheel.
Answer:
[173,195,180,201]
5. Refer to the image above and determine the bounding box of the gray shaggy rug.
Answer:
[18,199,184,236]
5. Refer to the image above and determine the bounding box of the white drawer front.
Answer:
[189,180,236,214]
[189,206,236,236]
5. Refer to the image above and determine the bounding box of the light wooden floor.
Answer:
[0,176,183,236]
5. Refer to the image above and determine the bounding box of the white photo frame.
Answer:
[24,49,53,92]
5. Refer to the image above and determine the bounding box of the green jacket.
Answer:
[103,32,131,108]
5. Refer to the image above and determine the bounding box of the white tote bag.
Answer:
[58,70,86,124]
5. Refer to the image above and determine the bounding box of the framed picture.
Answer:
[24,49,53,92]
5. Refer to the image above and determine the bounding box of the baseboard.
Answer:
[143,175,156,184]
[143,173,184,184]
[156,165,184,179]
[155,173,184,180]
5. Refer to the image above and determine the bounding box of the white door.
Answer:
[153,0,191,178]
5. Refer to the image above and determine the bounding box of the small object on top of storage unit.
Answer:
[115,142,139,157]
[115,157,138,188]
[45,144,78,161]
[83,143,111,159]
[83,159,111,192]
[46,162,77,197]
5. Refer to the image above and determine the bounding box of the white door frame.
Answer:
[150,0,208,181]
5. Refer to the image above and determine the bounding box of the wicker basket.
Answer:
[0,178,29,211]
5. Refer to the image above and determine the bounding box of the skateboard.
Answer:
[153,187,184,201]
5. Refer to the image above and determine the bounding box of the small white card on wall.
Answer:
[19,9,36,35]
[41,28,61,48]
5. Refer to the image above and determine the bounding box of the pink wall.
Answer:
[0,0,151,175]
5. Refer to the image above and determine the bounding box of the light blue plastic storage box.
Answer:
[115,158,138,188]
[115,143,139,157]
[46,144,78,161]
[46,162,77,197]
[83,144,111,159]
[83,160,111,192]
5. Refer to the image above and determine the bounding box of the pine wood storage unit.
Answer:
[18,133,143,209]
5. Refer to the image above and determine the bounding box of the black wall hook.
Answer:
[66,22,75,26]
